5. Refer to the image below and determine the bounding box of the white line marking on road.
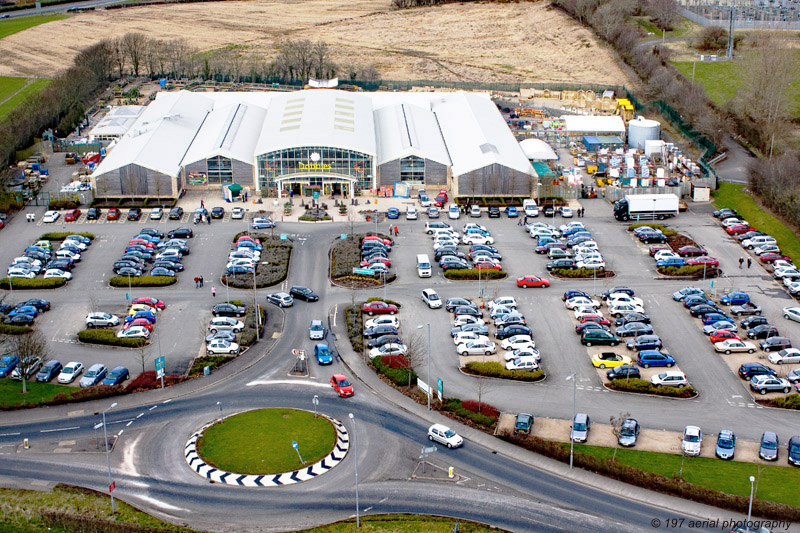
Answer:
[40,426,79,433]
[379,497,387,503]
[149,405,157,411]
[135,494,188,512]
[117,430,124,436]
[136,413,144,419]
[126,421,133,427]
[120,433,142,478]
[163,399,171,403]
[246,379,331,388]
[363,506,373,512]
[332,304,337,327]
[0,432,20,437]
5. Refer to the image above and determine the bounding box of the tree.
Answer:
[74,40,115,83]
[138,346,152,374]
[647,0,678,32]
[694,26,727,52]
[121,32,148,77]
[403,331,427,387]
[609,411,631,460]
[112,37,126,79]
[4,331,49,394]
[472,377,495,415]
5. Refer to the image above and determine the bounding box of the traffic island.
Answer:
[330,234,396,289]
[549,268,615,279]
[223,233,292,289]
[187,408,349,486]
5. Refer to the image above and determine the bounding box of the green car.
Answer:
[514,413,534,434]
[580,329,620,347]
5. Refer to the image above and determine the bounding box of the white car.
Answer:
[783,306,800,322]
[654,250,680,262]
[605,294,643,308]
[369,343,408,358]
[721,217,747,228]
[773,267,800,279]
[365,316,400,329]
[447,203,460,219]
[428,423,463,449]
[453,332,490,346]
[7,268,35,279]
[42,211,60,223]
[530,228,556,239]
[714,339,756,354]
[565,297,600,310]
[682,426,702,456]
[500,334,535,351]
[11,257,40,268]
[457,340,496,356]
[650,371,688,388]
[452,315,485,327]
[117,326,150,339]
[462,233,495,245]
[768,348,800,365]
[57,361,84,383]
[85,312,120,328]
[226,258,256,270]
[149,208,164,220]
[575,307,604,320]
[577,259,606,270]
[231,207,245,219]
[44,268,72,280]
[406,207,418,220]
[208,317,244,333]
[433,239,459,251]
[230,249,261,261]
[608,303,645,317]
[489,305,515,319]
[62,238,88,250]
[463,223,488,232]
[503,347,541,362]
[55,249,81,262]
[505,357,540,372]
[560,206,573,218]
[560,221,584,232]
[207,339,240,355]
[772,260,795,271]
[488,296,517,311]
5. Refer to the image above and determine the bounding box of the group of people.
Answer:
[194,276,205,288]
[388,225,399,236]
[739,257,752,269]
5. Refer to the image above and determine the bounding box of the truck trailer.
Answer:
[613,193,679,222]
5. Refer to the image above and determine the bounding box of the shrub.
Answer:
[109,276,177,288]
[77,329,146,348]
[607,378,697,398]
[0,278,66,290]
[189,356,232,377]
[441,398,496,427]
[365,297,402,308]
[0,324,33,335]
[658,265,719,278]
[223,238,292,288]
[371,355,417,387]
[627,223,676,236]
[344,304,364,351]
[48,200,79,210]
[443,269,507,280]
[39,232,94,240]
[126,370,184,391]
[763,394,800,410]
[330,235,363,279]
[551,268,614,278]
[464,361,545,382]
[461,399,500,419]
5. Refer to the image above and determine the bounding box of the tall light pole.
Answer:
[747,475,755,524]
[566,373,576,469]
[253,267,260,339]
[417,323,431,410]
[102,402,118,513]
[348,413,360,528]
[216,401,223,423]
[652,198,656,221]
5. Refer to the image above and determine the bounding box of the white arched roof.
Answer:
[519,138,558,161]
[374,103,451,166]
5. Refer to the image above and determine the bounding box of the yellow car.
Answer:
[591,352,632,369]
[128,303,152,315]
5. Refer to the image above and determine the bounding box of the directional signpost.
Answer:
[155,356,165,388]
[292,440,304,464]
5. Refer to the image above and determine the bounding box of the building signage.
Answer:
[298,162,331,170]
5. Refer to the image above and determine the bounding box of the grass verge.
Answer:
[0,14,66,40]
[196,408,336,474]
[0,78,50,120]
[301,514,503,532]
[189,355,232,377]
[0,76,27,101]
[713,182,800,264]
[0,379,73,409]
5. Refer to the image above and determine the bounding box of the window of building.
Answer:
[400,156,425,182]
[207,156,233,184]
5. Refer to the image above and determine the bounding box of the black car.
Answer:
[440,259,469,270]
[453,305,482,318]
[546,259,577,271]
[169,207,184,220]
[469,245,500,255]
[614,312,651,326]
[45,259,73,271]
[140,228,164,238]
[496,324,532,340]
[487,206,500,218]
[450,323,489,337]
[563,289,591,302]
[639,233,667,244]
[683,296,713,308]
[738,362,777,380]
[626,334,663,351]
[117,267,143,277]
[127,208,142,221]
[788,436,800,467]
[746,325,779,339]
[737,231,763,242]
[212,303,246,317]
[606,364,641,380]
[575,322,609,335]
[713,208,738,219]
[601,287,635,300]
[123,250,153,262]
[211,207,224,219]
[5,314,33,326]
[689,304,721,317]
[168,227,194,239]
[21,299,50,312]
[153,260,183,272]
[121,253,151,264]
[364,324,399,338]
[25,250,50,262]
[367,334,402,348]
[760,336,792,352]
[543,206,555,217]
[615,322,654,338]
[740,315,769,330]
[290,286,319,302]
[446,298,478,312]
[86,207,101,220]
[435,250,467,262]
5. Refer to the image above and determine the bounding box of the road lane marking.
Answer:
[246,379,331,388]
[135,494,188,512]
[163,399,171,404]
[117,430,124,436]
[0,433,20,437]
[40,426,79,433]
[149,405,157,411]
[126,421,133,427]
[136,413,144,418]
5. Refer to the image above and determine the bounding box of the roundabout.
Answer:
[185,408,349,487]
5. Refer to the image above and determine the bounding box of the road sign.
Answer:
[291,349,304,356]
[292,440,298,449]
[421,446,437,455]
[313,190,319,200]
[155,356,165,379]
[437,378,444,401]
[341,233,347,240]
[312,395,319,406]
[280,233,288,241]
[109,481,116,493]
[353,268,375,276]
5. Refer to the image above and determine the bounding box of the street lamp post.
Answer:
[253,268,260,339]
[652,198,656,221]
[102,402,118,513]
[417,323,431,410]
[216,401,223,423]
[747,475,756,524]
[566,374,576,469]
[348,413,360,528]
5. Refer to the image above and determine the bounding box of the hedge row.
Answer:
[48,200,80,210]
[464,361,545,382]
[189,356,232,377]
[606,378,697,398]
[344,305,364,352]
[0,278,66,290]
[443,269,507,280]
[551,268,614,278]
[238,305,266,347]
[0,324,33,335]
[365,296,402,308]
[109,276,177,288]
[371,356,417,387]
[77,329,147,348]
[627,223,677,236]
[90,197,177,208]
[39,232,94,240]
[441,398,496,428]
[501,433,800,522]
[330,235,365,279]
[333,273,397,285]
[658,265,720,278]
[461,399,500,419]
[762,394,800,410]
[125,370,183,393]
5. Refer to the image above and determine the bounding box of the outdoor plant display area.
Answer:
[628,223,720,278]
[223,233,292,289]
[330,234,396,288]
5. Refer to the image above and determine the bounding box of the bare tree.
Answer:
[609,411,631,460]
[4,331,49,394]
[694,26,727,51]
[112,37,126,79]
[403,331,427,387]
[122,32,148,77]
[647,0,678,32]
[75,40,115,83]
[472,377,495,416]
[138,346,152,374]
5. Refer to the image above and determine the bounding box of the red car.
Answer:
[131,297,165,310]
[726,224,756,235]
[677,246,707,257]
[649,244,671,256]
[360,257,391,268]
[363,235,392,246]
[129,239,155,248]
[237,236,260,245]
[434,192,448,207]
[362,301,397,315]
[760,253,791,263]
[64,209,81,222]
[474,261,502,270]
[686,256,719,267]
[123,318,154,331]
[516,275,550,288]
[580,314,611,326]
[107,208,121,220]
[330,374,354,397]
[709,329,740,343]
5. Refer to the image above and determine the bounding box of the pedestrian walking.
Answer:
[211,286,216,297]
[207,215,211,225]
[394,225,399,236]
[194,276,199,288]
[739,257,744,269]
[199,275,204,287]
[523,215,528,225]
[200,199,204,208]
[388,225,394,236]
[747,257,752,269]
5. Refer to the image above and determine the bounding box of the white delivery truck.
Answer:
[522,199,539,217]
[416,254,432,278]
[613,193,679,222]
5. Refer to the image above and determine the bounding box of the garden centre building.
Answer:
[91,89,535,199]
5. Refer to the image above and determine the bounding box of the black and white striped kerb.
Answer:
[184,414,349,487]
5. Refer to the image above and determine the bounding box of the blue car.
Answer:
[66,235,92,245]
[237,241,262,251]
[505,206,518,217]
[636,350,675,368]
[124,311,157,324]
[133,234,160,243]
[102,366,129,386]
[701,312,734,325]
[720,291,749,306]
[563,289,591,301]
[656,257,685,267]
[386,207,400,219]
[36,360,62,382]
[562,226,587,237]
[537,236,559,247]
[0,355,19,377]
[227,265,254,275]
[9,305,38,318]
[314,343,333,365]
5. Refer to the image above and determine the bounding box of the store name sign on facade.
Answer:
[298,162,332,170]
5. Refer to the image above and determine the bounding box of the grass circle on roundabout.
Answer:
[196,408,337,475]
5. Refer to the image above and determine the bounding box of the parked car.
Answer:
[580,329,620,347]
[516,275,549,288]
[57,361,83,383]
[768,348,800,365]
[606,364,640,381]
[682,426,702,456]
[570,413,590,442]
[615,322,654,338]
[626,335,663,351]
[495,324,532,340]
[636,350,674,368]
[207,339,240,355]
[591,352,631,368]
[208,317,244,333]
[102,366,130,386]
[85,312,120,328]
[714,339,757,354]
[715,430,736,460]
[789,436,800,467]
[212,303,246,317]
[650,370,688,388]
[36,360,63,382]
[760,337,792,352]
[362,301,397,315]
[759,432,780,461]
[720,291,750,306]
[514,413,534,434]
[457,340,496,356]
[750,374,791,394]
[267,293,294,308]
[127,208,142,221]
[79,363,107,388]
[738,362,777,380]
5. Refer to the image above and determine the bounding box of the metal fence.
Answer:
[604,186,687,203]
[53,140,102,154]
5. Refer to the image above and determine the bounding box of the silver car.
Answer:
[208,317,244,333]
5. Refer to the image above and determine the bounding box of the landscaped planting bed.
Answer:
[0,278,66,290]
[77,329,147,348]
[605,378,697,398]
[443,268,507,281]
[223,233,292,289]
[109,275,177,288]
[463,361,545,382]
[330,234,396,288]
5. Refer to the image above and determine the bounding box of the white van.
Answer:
[417,254,432,278]
[523,199,539,218]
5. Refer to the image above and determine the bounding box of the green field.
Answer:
[632,16,698,40]
[571,443,800,507]
[0,14,66,40]
[673,53,800,116]
[713,182,800,264]
[0,78,49,120]
[0,76,28,102]
[0,379,73,408]
[196,408,336,474]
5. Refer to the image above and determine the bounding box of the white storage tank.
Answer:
[628,116,660,150]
